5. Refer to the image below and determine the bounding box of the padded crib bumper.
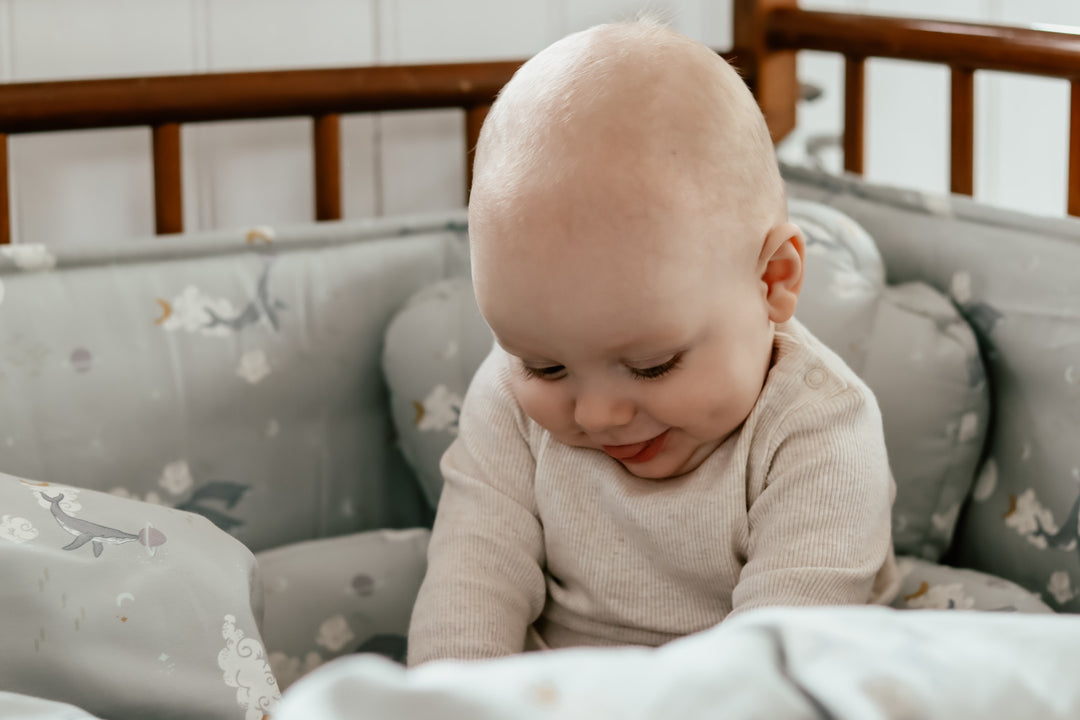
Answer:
[0,213,469,554]
[784,164,1080,612]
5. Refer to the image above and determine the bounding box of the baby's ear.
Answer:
[758,221,805,323]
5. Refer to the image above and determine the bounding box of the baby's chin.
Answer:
[613,434,722,481]
[619,455,700,481]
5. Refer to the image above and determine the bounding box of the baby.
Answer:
[408,19,899,665]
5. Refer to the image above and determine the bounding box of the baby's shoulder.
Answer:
[755,320,881,436]
[745,323,890,500]
[769,320,873,400]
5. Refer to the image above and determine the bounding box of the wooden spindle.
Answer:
[734,0,799,142]
[313,113,342,221]
[464,104,490,202]
[0,133,9,245]
[843,55,866,175]
[1070,80,1080,217]
[950,67,975,196]
[152,123,183,234]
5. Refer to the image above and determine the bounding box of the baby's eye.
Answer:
[521,364,566,381]
[629,353,682,381]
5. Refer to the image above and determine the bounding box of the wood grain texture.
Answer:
[950,67,975,196]
[843,56,865,176]
[0,133,8,245]
[733,0,798,143]
[1070,80,1080,217]
[767,9,1080,79]
[0,62,523,134]
[313,113,342,221]
[152,123,183,235]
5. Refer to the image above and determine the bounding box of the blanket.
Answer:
[276,606,1080,719]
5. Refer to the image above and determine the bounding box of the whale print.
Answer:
[155,257,287,336]
[203,259,287,333]
[174,481,249,533]
[40,492,166,558]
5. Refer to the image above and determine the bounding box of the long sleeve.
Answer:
[407,348,547,666]
[731,380,899,617]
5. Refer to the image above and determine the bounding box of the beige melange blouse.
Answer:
[408,318,899,666]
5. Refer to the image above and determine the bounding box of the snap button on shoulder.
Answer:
[804,366,827,389]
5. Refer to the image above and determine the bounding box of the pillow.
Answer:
[786,162,1080,611]
[255,528,430,690]
[891,556,1052,613]
[789,200,989,560]
[0,471,278,720]
[382,277,492,507]
[383,200,989,560]
[788,199,886,375]
[860,284,988,559]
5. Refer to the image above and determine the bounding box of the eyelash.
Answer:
[631,354,682,380]
[520,354,683,382]
[520,364,566,381]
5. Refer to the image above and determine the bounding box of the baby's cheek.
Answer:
[661,371,737,428]
[699,361,765,426]
[510,380,570,433]
[672,386,713,426]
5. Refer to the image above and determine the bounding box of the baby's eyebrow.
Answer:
[608,331,694,359]
[493,337,555,364]
[495,328,695,364]
[622,349,682,365]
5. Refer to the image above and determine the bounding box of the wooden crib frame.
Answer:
[0,0,1078,245]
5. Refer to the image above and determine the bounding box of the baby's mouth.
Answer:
[602,430,670,464]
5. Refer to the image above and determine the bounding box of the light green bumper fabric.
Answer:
[256,528,430,691]
[0,213,469,553]
[784,163,1080,611]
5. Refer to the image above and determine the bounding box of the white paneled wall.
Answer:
[861,0,988,196]
[779,0,1078,217]
[984,0,1080,216]
[0,3,9,84]
[200,0,380,227]
[377,0,557,215]
[1,0,1076,245]
[8,0,198,246]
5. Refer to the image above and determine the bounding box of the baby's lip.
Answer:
[602,430,668,460]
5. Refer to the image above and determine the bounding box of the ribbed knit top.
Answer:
[408,318,899,665]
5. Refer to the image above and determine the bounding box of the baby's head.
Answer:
[469,20,805,479]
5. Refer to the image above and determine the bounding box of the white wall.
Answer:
[1,0,1076,245]
[780,0,1080,219]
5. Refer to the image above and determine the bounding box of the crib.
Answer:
[1,2,1080,719]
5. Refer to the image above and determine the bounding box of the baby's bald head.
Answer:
[466,22,806,479]
[469,20,786,269]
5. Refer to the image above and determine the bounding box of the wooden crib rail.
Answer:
[0,61,523,244]
[5,3,1079,245]
[0,51,758,246]
[740,0,1080,216]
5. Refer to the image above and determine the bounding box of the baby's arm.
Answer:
[731,383,898,617]
[407,349,547,666]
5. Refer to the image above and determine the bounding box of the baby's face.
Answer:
[468,21,794,479]
[474,189,775,480]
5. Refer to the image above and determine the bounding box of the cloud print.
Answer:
[218,614,280,720]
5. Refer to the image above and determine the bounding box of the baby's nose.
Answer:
[573,389,634,433]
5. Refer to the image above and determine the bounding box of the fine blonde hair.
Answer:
[471,19,787,247]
